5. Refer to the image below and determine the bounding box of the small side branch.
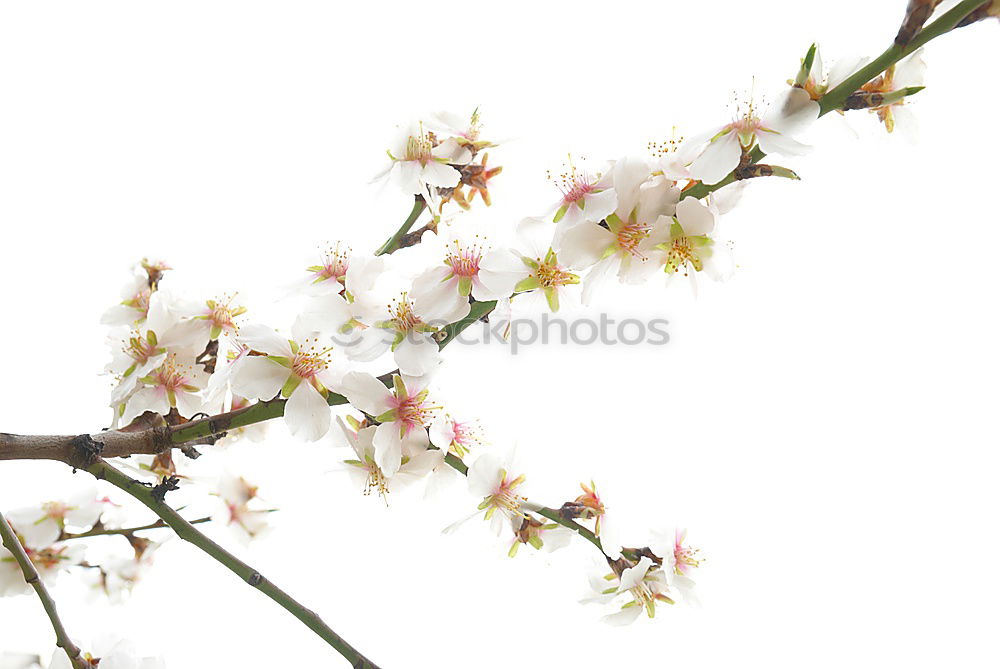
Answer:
[0,511,87,669]
[85,459,382,669]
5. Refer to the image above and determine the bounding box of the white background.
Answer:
[1,1,999,667]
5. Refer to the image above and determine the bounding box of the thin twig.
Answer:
[61,516,212,541]
[0,511,87,669]
[84,459,381,669]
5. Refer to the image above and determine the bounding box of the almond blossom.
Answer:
[356,289,469,376]
[584,556,675,625]
[857,50,926,135]
[506,217,584,313]
[213,473,272,543]
[119,353,207,426]
[547,157,617,230]
[507,515,573,557]
[558,158,681,303]
[429,414,484,458]
[334,417,443,500]
[3,489,104,550]
[409,225,523,308]
[374,122,471,202]
[0,540,83,596]
[339,372,437,476]
[655,196,734,286]
[679,88,819,185]
[466,451,528,535]
[230,320,342,441]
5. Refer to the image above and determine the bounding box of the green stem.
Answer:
[62,515,211,541]
[85,459,381,669]
[818,0,985,116]
[375,195,427,256]
[437,299,497,349]
[0,511,87,669]
[682,0,985,202]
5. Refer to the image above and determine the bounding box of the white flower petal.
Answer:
[284,384,331,442]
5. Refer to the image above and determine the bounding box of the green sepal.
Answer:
[376,409,398,423]
[392,374,407,398]
[544,287,560,312]
[458,276,473,296]
[553,204,568,224]
[281,375,302,398]
[514,276,540,292]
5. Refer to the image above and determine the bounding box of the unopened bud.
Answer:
[895,0,943,46]
[793,43,818,88]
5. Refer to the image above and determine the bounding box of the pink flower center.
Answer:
[313,244,350,284]
[445,240,483,278]
[674,542,701,576]
[291,340,331,380]
[485,469,526,517]
[150,355,195,393]
[616,221,652,257]
[389,392,435,433]
[124,332,159,367]
[389,295,423,332]
[535,260,575,289]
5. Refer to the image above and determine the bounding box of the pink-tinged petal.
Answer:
[428,416,455,450]
[230,357,288,401]
[688,131,741,185]
[339,371,391,416]
[421,161,462,188]
[238,324,293,358]
[285,384,331,442]
[373,422,403,476]
[393,336,441,377]
[676,196,716,237]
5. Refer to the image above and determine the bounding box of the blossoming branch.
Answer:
[0,1,996,666]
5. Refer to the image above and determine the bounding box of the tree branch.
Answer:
[84,458,381,669]
[681,0,985,202]
[0,511,87,669]
[375,195,427,256]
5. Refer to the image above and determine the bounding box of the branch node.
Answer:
[68,434,104,471]
[150,476,181,503]
[247,571,263,587]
